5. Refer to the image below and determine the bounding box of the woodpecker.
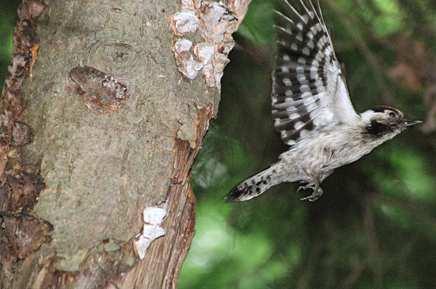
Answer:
[227,0,421,202]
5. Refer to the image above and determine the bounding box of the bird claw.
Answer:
[297,183,314,193]
[298,184,324,202]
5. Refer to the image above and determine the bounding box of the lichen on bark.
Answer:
[20,0,216,271]
[1,0,251,287]
[170,0,252,89]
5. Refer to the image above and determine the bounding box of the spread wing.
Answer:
[272,0,359,146]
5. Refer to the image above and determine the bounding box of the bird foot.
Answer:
[298,183,324,202]
[297,183,315,193]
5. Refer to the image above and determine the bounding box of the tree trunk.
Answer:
[0,0,250,288]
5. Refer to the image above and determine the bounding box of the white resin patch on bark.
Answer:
[194,43,215,65]
[174,38,193,53]
[170,0,251,89]
[172,11,199,35]
[174,38,203,80]
[134,205,167,260]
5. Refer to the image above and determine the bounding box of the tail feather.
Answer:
[226,164,283,202]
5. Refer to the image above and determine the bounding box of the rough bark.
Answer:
[0,0,250,288]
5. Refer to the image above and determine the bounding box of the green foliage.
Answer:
[237,0,274,45]
[180,1,436,289]
[372,147,435,201]
[371,0,403,36]
[179,197,289,289]
[0,0,20,86]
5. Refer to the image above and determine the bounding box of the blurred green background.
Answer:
[1,1,436,288]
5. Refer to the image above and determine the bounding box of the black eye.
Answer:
[388,111,396,118]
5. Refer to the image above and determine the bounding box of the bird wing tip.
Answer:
[226,185,250,202]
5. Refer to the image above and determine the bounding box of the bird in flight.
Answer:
[227,0,421,202]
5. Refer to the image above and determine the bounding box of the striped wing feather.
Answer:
[272,0,359,146]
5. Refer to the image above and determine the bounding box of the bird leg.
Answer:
[297,183,315,193]
[299,184,324,202]
[298,175,324,202]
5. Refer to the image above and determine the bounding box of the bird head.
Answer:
[360,106,421,139]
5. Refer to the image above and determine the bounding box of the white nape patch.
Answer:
[360,110,375,123]
[134,204,167,260]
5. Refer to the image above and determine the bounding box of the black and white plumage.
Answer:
[227,0,421,202]
[272,0,358,146]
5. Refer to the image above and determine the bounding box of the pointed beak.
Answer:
[404,120,422,127]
